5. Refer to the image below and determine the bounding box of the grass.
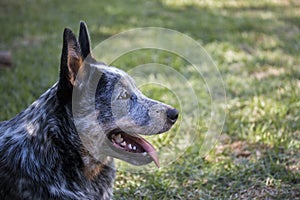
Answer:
[1,0,300,199]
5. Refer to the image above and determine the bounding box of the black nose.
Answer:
[166,108,179,124]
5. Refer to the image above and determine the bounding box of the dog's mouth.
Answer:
[107,130,159,167]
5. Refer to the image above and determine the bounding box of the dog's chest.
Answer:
[0,87,116,200]
[45,158,116,200]
[8,163,116,200]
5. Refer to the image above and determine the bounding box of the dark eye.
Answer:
[118,90,131,100]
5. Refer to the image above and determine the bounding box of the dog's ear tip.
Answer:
[79,21,89,34]
[80,21,87,27]
[63,28,77,44]
[63,27,72,35]
[78,21,91,59]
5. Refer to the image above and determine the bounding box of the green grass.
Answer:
[1,0,300,199]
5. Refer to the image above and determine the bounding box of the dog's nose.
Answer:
[166,108,179,124]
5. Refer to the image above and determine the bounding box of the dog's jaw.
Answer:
[108,130,159,167]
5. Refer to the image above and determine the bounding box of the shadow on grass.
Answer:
[202,142,300,199]
[113,141,300,199]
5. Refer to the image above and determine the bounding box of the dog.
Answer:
[0,22,178,200]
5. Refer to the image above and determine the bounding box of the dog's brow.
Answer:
[90,63,128,77]
[89,63,107,69]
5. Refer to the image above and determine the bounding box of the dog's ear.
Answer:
[79,21,91,59]
[57,28,83,104]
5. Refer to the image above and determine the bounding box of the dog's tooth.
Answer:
[142,152,147,156]
[132,146,137,151]
[115,134,123,143]
[115,138,123,143]
[120,141,126,147]
[116,134,122,140]
[128,143,132,150]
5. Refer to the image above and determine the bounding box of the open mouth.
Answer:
[107,130,159,167]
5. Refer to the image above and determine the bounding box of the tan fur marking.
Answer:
[82,150,108,180]
[67,43,82,85]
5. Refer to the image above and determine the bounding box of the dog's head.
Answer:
[57,22,178,167]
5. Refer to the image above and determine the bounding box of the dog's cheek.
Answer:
[95,101,114,127]
[111,100,130,120]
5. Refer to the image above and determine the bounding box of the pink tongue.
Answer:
[129,136,160,168]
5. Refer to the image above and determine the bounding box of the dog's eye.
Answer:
[118,90,131,100]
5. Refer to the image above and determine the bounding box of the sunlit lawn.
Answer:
[1,0,300,199]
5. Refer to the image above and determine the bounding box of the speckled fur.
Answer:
[0,83,115,200]
[0,22,178,200]
[0,22,116,200]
